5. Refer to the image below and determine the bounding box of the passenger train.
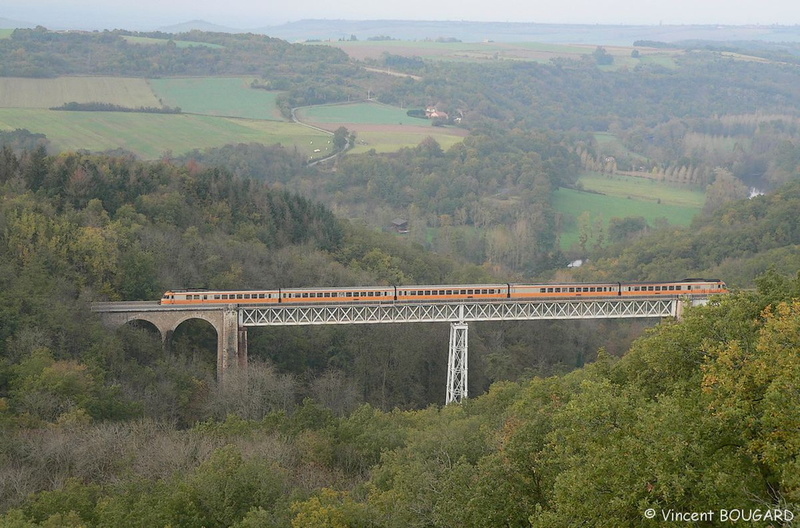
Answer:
[160,279,727,305]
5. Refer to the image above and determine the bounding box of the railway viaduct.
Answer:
[92,296,703,404]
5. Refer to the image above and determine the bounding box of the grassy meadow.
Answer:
[555,171,704,249]
[121,36,224,49]
[0,77,162,109]
[0,109,330,159]
[576,172,705,207]
[351,127,467,154]
[328,40,680,68]
[298,102,467,153]
[297,102,430,126]
[148,77,284,120]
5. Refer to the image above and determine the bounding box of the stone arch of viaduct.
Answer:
[97,307,246,380]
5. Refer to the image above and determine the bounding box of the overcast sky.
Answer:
[4,0,797,30]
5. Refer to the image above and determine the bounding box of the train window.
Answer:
[237,294,243,299]
[214,295,220,300]
[468,290,474,295]
[569,287,575,292]
[556,287,562,292]
[589,287,595,292]
[546,288,552,293]
[648,286,654,291]
[540,288,546,293]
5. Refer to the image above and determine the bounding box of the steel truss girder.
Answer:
[239,298,677,327]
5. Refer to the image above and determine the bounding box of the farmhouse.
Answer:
[425,106,449,120]
[391,218,409,234]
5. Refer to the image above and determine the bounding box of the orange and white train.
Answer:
[160,279,727,305]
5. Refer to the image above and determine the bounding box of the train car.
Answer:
[510,282,621,298]
[280,286,394,303]
[619,278,727,296]
[395,284,508,302]
[161,290,281,304]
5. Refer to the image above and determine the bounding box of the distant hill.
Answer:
[254,19,800,45]
[0,16,34,29]
[157,19,241,34]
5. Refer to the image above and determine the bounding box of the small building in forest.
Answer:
[391,218,409,234]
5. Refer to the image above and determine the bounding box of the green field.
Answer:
[296,102,431,126]
[296,102,467,153]
[328,40,681,68]
[576,172,705,207]
[149,78,283,120]
[554,173,703,250]
[351,129,466,154]
[0,109,330,159]
[122,36,224,49]
[0,77,162,109]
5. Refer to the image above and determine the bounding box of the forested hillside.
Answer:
[1,265,798,526]
[184,129,581,275]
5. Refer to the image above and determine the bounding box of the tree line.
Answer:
[50,102,181,114]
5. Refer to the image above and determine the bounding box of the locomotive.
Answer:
[160,279,727,305]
